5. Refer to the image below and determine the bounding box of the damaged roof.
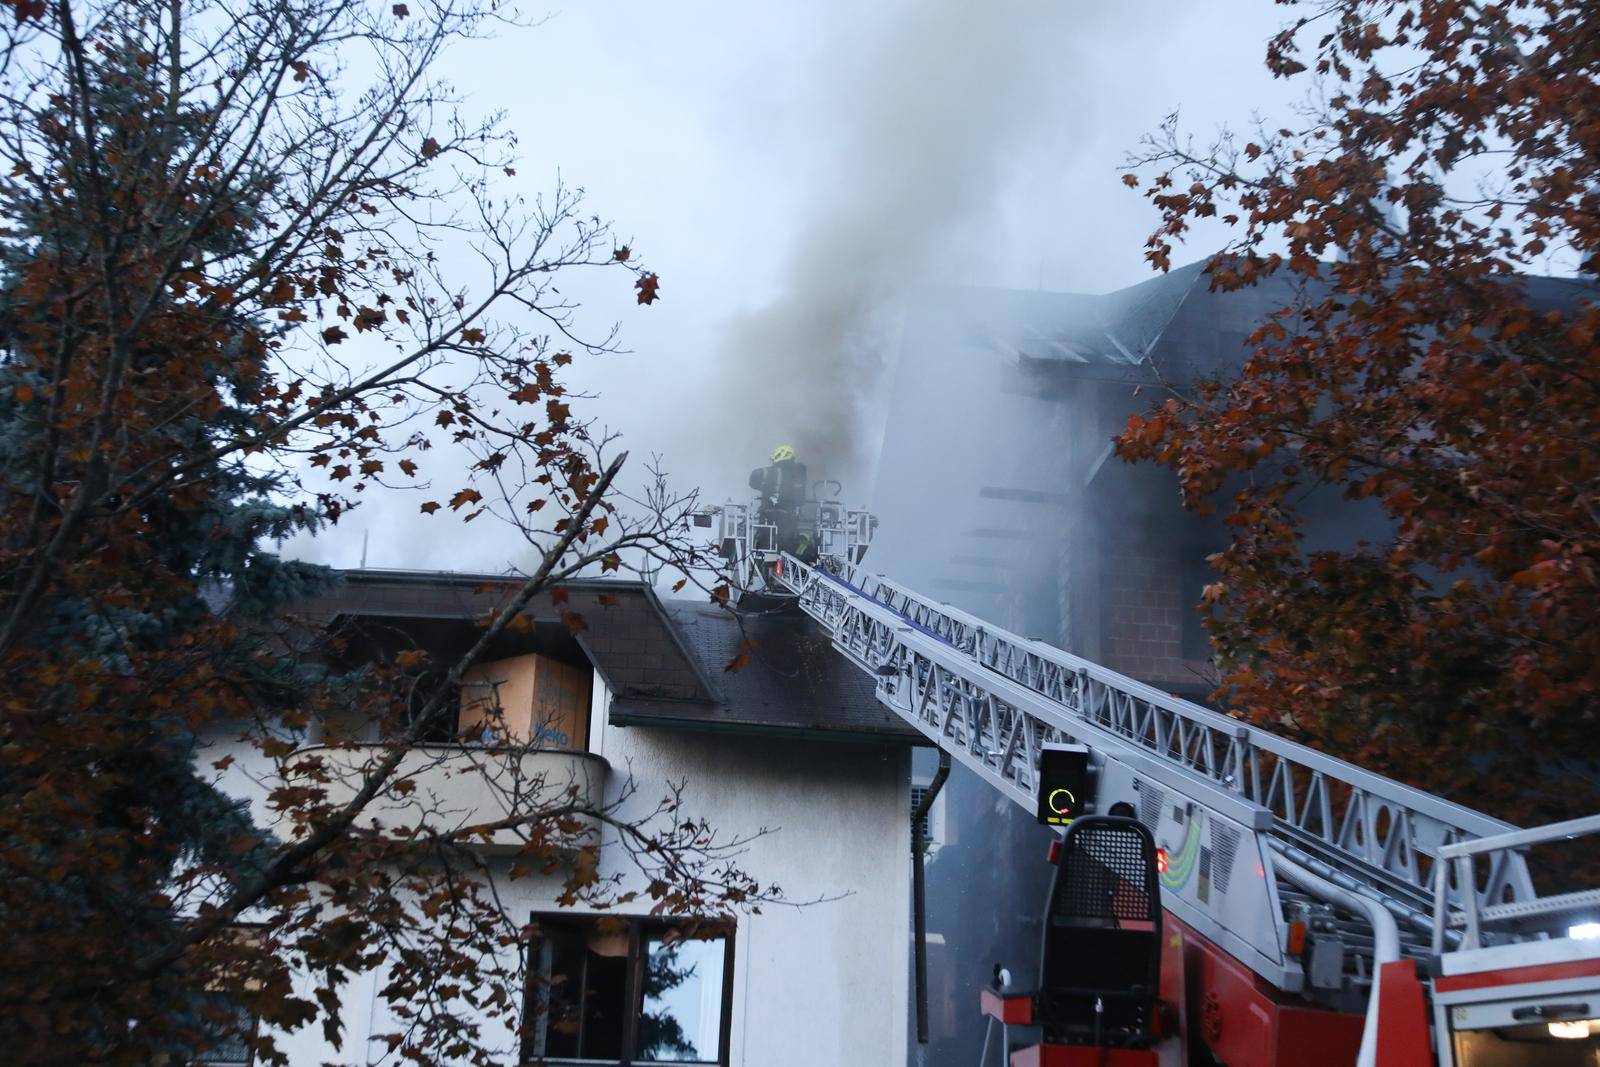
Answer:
[927,257,1598,391]
[300,569,921,745]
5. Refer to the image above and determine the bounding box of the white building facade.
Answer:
[210,571,920,1067]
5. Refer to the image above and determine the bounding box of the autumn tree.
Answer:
[1119,0,1600,826]
[0,1,747,1064]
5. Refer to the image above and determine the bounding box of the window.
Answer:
[910,786,933,844]
[192,994,256,1066]
[523,915,734,1066]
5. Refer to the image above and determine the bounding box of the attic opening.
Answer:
[324,612,594,751]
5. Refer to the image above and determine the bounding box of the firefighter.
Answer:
[748,445,815,561]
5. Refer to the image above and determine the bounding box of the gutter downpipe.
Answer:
[913,751,952,1044]
[1273,853,1400,1067]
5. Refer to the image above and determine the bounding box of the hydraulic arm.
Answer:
[768,551,1600,1067]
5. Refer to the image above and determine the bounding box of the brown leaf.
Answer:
[634,272,661,305]
[420,137,440,159]
[419,501,441,514]
[321,325,347,344]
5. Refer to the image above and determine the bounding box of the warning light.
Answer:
[1156,847,1169,875]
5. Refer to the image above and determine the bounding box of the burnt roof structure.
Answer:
[299,569,922,745]
[870,258,1598,670]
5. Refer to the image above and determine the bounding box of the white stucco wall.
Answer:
[578,690,914,1067]
[206,673,913,1066]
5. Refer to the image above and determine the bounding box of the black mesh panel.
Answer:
[1057,822,1157,924]
[1036,816,1163,1048]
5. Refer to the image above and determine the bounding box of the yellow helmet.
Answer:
[770,445,796,463]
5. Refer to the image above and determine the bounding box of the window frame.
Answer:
[522,912,736,1067]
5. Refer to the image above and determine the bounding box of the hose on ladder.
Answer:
[1273,853,1400,1067]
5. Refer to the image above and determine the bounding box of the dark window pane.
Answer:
[193,997,254,1065]
[582,950,628,1058]
[530,926,582,1059]
[636,932,726,1063]
[529,919,628,1061]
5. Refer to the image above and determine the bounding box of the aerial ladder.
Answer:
[697,499,1600,1067]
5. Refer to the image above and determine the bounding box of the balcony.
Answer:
[293,743,608,854]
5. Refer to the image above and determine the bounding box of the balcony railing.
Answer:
[292,743,608,853]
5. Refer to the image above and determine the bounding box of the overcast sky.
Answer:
[285,1,1303,573]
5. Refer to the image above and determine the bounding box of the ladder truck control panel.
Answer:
[693,495,1600,1067]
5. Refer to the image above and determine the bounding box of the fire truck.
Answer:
[696,496,1600,1067]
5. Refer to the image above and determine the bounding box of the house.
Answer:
[872,263,1248,1064]
[870,259,1597,1064]
[209,569,924,1066]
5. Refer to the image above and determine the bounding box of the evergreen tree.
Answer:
[0,3,755,1062]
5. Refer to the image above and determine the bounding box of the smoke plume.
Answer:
[703,0,1080,491]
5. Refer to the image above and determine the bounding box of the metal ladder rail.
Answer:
[787,557,1460,997]
[855,567,1520,917]
[781,554,1288,848]
[775,555,1535,918]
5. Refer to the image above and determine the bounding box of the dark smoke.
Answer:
[702,0,1081,490]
